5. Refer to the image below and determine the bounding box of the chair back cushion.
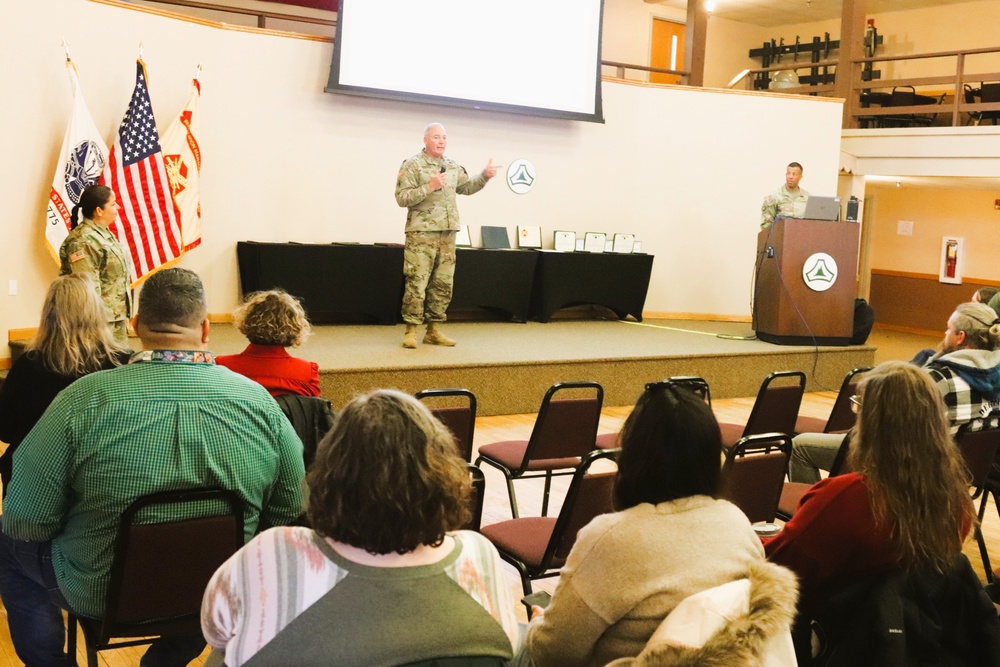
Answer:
[957,426,1000,489]
[721,435,792,524]
[744,384,804,438]
[432,406,475,462]
[115,514,239,625]
[529,398,602,461]
[551,470,616,563]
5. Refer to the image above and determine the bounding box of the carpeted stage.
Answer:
[210,317,875,416]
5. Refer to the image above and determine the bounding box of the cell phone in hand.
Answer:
[521,590,552,609]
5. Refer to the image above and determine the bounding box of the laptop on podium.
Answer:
[802,196,841,221]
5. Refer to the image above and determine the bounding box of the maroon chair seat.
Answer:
[476,381,604,518]
[475,440,580,472]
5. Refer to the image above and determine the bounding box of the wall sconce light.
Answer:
[994,198,1000,210]
[896,181,901,188]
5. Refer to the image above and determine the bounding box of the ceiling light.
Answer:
[705,0,716,11]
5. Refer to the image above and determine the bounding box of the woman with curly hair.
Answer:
[0,274,131,496]
[201,389,519,666]
[216,289,320,397]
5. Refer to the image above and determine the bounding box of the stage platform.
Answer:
[208,318,875,416]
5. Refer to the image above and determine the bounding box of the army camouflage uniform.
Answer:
[59,218,132,342]
[396,149,489,325]
[760,185,810,229]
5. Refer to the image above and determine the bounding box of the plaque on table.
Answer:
[456,225,472,247]
[612,233,635,254]
[553,230,576,252]
[482,226,511,249]
[517,225,542,249]
[584,232,606,253]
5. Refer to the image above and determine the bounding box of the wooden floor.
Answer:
[2,328,997,666]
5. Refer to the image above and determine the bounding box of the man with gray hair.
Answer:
[790,301,1000,483]
[395,122,498,348]
[0,267,306,667]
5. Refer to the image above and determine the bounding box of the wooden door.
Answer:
[650,18,685,85]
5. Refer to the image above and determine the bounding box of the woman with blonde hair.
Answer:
[0,274,130,495]
[765,361,984,652]
[202,389,519,665]
[216,289,320,397]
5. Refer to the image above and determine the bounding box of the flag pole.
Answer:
[62,38,71,63]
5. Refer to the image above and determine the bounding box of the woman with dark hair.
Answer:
[58,184,132,342]
[216,289,320,397]
[525,382,765,667]
[766,361,978,614]
[0,274,130,496]
[201,389,519,666]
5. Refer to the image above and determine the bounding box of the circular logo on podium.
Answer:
[802,253,838,292]
[506,159,536,194]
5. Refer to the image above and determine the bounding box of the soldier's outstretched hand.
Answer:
[484,159,500,179]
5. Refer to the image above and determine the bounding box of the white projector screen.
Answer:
[326,0,605,123]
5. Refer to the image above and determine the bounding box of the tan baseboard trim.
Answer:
[873,323,939,337]
[643,312,752,323]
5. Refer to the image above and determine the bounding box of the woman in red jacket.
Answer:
[765,360,976,617]
[217,289,320,397]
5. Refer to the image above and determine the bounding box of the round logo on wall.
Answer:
[802,253,838,292]
[506,159,536,194]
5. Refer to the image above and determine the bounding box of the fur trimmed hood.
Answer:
[608,560,799,667]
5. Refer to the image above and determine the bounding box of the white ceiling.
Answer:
[646,0,981,28]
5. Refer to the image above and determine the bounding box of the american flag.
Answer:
[102,60,183,285]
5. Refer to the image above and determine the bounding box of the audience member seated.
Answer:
[765,361,998,663]
[0,274,130,497]
[201,389,520,667]
[216,289,320,397]
[0,268,305,667]
[523,381,766,667]
[790,301,1000,483]
[974,286,1000,304]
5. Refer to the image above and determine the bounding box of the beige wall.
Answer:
[601,0,687,82]
[0,0,844,359]
[867,184,1000,282]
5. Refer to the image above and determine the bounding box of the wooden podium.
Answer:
[753,218,860,345]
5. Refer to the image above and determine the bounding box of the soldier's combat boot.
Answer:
[402,324,418,349]
[423,323,456,347]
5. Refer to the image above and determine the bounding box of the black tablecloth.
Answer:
[530,251,655,322]
[236,242,654,324]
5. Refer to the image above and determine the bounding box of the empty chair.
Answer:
[794,366,870,435]
[67,488,244,667]
[717,371,806,449]
[956,410,1000,583]
[480,448,618,596]
[417,388,477,462]
[720,433,793,524]
[776,433,853,521]
[476,381,603,518]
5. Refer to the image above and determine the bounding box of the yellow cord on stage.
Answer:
[615,319,758,341]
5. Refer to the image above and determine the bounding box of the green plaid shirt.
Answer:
[2,353,306,617]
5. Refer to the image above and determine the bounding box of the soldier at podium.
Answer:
[760,162,810,229]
